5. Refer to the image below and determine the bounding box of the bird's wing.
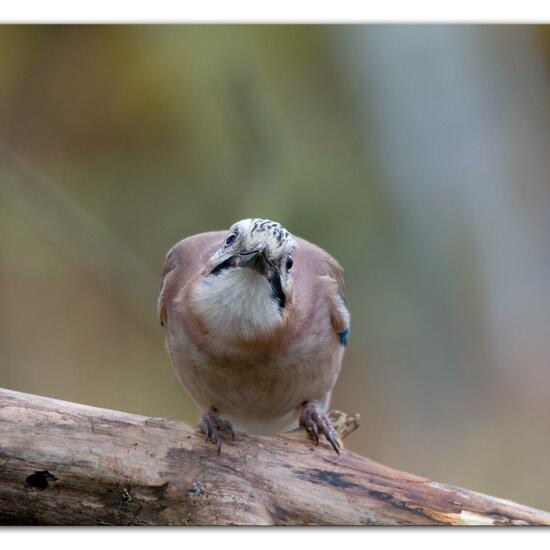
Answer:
[158,231,226,327]
[321,251,350,345]
[295,238,350,346]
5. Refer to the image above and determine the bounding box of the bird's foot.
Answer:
[199,408,235,455]
[300,401,341,454]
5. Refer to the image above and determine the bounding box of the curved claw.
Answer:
[309,421,320,444]
[300,401,341,455]
[324,428,341,455]
[211,429,222,455]
[199,409,235,454]
[223,419,236,440]
[200,418,211,442]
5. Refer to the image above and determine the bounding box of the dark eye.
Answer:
[286,255,293,270]
[225,233,236,246]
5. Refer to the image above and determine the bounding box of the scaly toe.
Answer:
[300,402,341,454]
[199,409,235,454]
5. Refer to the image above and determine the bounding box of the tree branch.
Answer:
[0,387,548,525]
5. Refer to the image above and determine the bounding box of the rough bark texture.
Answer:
[0,387,548,526]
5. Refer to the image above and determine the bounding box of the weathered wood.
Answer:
[0,387,548,526]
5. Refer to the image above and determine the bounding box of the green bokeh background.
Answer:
[2,25,550,510]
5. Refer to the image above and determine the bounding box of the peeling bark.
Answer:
[0,387,548,526]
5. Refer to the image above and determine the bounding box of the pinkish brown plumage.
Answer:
[158,219,350,453]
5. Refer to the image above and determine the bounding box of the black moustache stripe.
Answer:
[269,270,286,310]
[209,256,236,276]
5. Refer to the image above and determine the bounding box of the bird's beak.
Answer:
[238,243,270,275]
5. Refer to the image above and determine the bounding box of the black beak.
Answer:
[238,243,270,275]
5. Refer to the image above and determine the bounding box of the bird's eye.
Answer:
[286,255,293,270]
[225,233,236,246]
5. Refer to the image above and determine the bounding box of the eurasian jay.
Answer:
[158,218,350,454]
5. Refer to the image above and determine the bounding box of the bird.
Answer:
[158,218,350,454]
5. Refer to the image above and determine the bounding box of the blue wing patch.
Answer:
[338,327,350,346]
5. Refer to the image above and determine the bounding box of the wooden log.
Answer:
[0,387,548,526]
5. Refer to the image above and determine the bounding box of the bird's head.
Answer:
[194,219,297,340]
[205,218,297,308]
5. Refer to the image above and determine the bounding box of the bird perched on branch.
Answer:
[158,218,350,454]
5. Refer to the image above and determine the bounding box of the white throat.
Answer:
[192,268,283,341]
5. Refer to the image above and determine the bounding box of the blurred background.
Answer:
[1,25,550,510]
